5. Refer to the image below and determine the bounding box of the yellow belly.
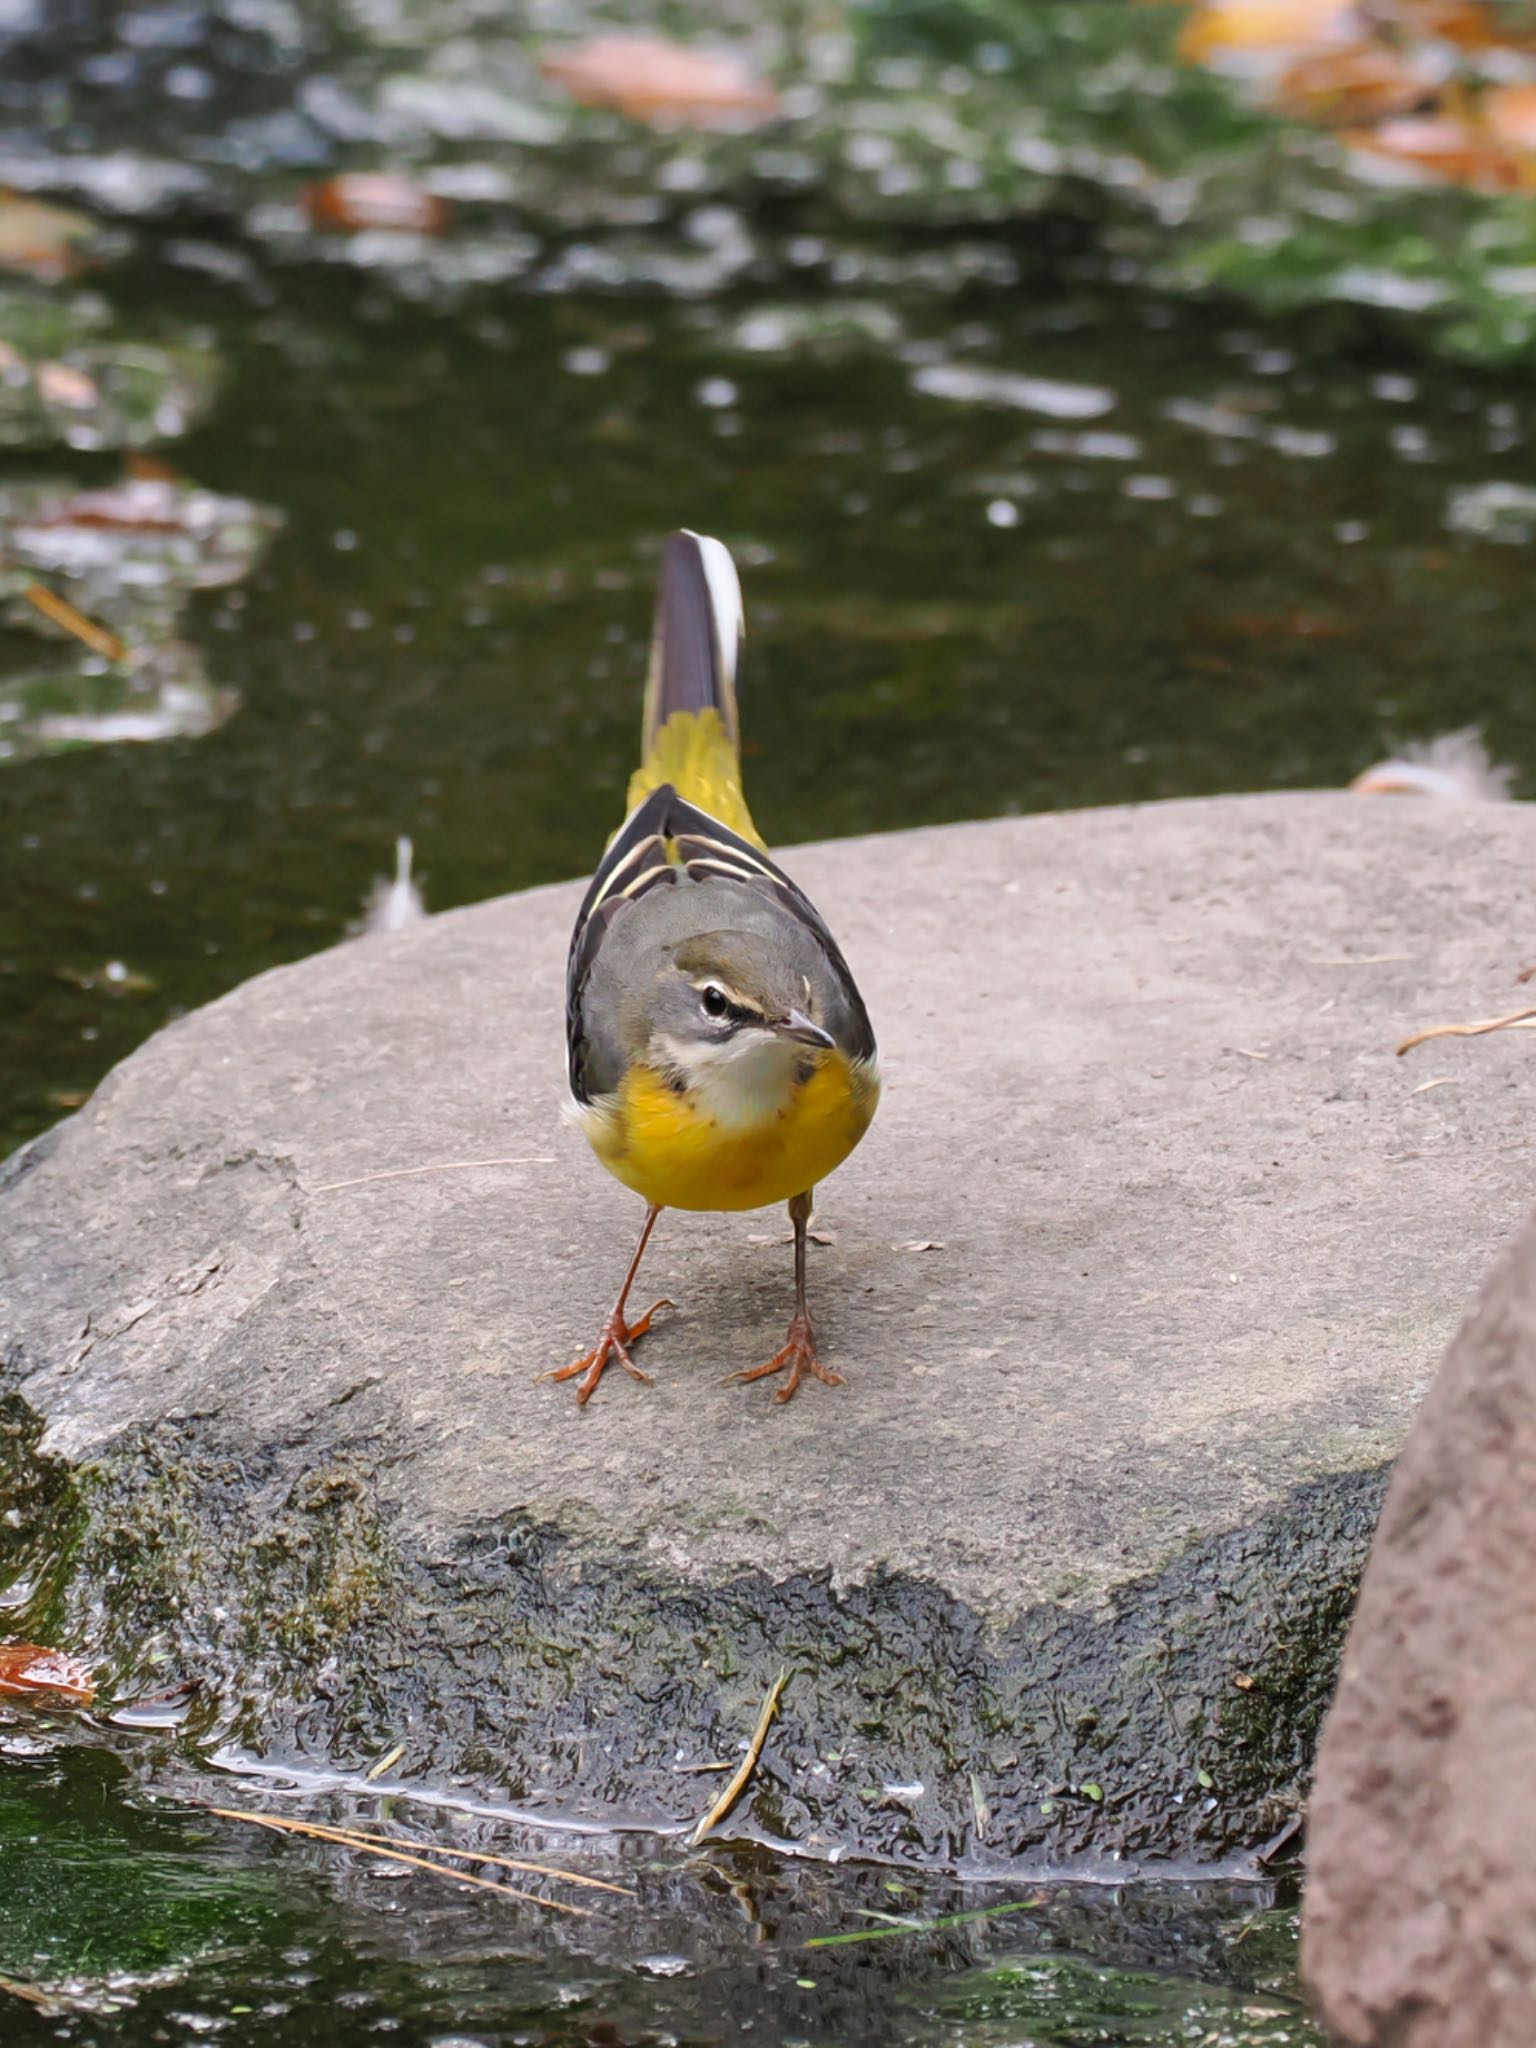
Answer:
[581,1053,879,1212]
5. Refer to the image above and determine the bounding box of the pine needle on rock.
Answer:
[689,1668,791,1847]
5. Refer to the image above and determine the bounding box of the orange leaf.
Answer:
[1484,83,1536,153]
[303,173,452,237]
[0,1643,95,1705]
[541,36,780,128]
[1268,42,1433,123]
[1396,0,1529,51]
[1344,114,1531,190]
[1178,0,1357,61]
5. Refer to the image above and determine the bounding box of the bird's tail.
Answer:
[626,529,764,848]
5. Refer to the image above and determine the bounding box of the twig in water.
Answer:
[313,1820,633,1895]
[1397,1006,1536,1056]
[0,1974,68,2015]
[365,1742,406,1781]
[805,1895,1049,1949]
[22,582,126,661]
[311,1156,554,1194]
[689,1667,790,1847]
[205,1805,622,1912]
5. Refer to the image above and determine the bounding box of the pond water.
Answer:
[5,251,1534,1161]
[0,1719,1322,2047]
[4,2,1534,2037]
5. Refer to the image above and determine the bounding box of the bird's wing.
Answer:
[565,784,875,1103]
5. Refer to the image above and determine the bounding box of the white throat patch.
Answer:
[656,1029,809,1131]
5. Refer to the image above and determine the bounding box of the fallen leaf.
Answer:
[1233,1671,1258,1690]
[1401,0,1532,51]
[894,1240,946,1253]
[541,36,780,128]
[0,1642,95,1705]
[1179,0,1356,62]
[1268,42,1433,124]
[1484,82,1536,152]
[32,478,187,533]
[35,361,100,410]
[0,193,97,277]
[125,453,180,483]
[304,173,453,237]
[1343,115,1530,191]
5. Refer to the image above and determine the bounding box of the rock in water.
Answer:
[1304,1214,1536,2046]
[3,792,1536,1867]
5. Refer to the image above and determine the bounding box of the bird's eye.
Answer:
[701,985,729,1019]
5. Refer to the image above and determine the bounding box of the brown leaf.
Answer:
[1233,1671,1257,1691]
[1342,115,1530,191]
[34,479,186,534]
[0,1642,95,1705]
[541,36,780,128]
[303,173,452,237]
[1268,42,1433,124]
[0,194,97,278]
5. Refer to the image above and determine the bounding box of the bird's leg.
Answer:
[541,1205,671,1407]
[728,1189,845,1403]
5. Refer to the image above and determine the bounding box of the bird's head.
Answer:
[636,928,838,1117]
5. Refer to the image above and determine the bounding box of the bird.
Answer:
[545,530,880,1406]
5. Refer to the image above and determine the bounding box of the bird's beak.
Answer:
[772,1009,836,1051]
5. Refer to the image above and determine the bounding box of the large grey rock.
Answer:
[2,791,1532,1868]
[1303,1215,1536,2046]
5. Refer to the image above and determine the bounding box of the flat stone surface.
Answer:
[2,789,1533,1866]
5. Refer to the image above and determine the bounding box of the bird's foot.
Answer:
[541,1299,672,1406]
[726,1313,844,1403]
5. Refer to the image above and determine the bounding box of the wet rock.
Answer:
[2,792,1534,1868]
[1303,1214,1536,2047]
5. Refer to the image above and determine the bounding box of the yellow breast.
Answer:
[579,1052,879,1212]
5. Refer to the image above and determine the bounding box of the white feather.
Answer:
[360,836,427,935]
[682,528,745,690]
[1351,727,1515,803]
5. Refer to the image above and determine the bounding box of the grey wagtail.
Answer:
[544,530,880,1406]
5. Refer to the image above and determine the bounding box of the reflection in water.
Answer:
[0,1729,1319,2048]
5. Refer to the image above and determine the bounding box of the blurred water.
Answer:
[2,256,1532,1154]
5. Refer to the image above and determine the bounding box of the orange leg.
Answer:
[541,1205,671,1407]
[728,1190,845,1403]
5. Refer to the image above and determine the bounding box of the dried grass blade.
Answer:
[312,1156,554,1193]
[689,1667,790,1847]
[22,582,125,661]
[205,1805,591,1916]
[1398,1005,1536,1055]
[332,1821,634,1896]
[0,1974,66,2014]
